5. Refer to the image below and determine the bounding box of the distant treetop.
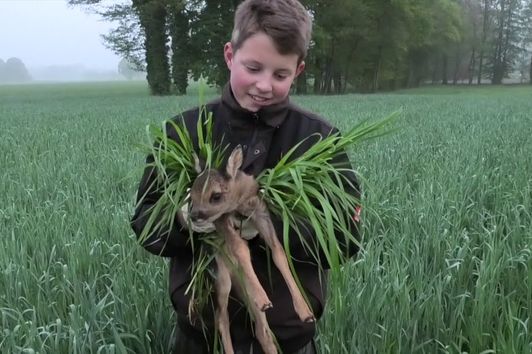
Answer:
[0,57,32,83]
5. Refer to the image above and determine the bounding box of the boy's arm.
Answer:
[131,154,192,257]
[276,149,362,269]
[131,116,201,257]
[329,150,362,261]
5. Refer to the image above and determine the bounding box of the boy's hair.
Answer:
[231,0,312,63]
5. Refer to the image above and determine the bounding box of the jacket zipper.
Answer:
[246,113,260,153]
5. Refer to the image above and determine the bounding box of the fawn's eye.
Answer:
[210,193,222,203]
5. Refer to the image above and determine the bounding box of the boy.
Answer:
[131,0,361,353]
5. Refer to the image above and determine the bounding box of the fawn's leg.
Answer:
[219,218,277,354]
[249,200,315,323]
[215,254,234,354]
[248,298,278,354]
[215,217,272,312]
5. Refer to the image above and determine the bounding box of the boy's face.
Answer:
[224,32,305,112]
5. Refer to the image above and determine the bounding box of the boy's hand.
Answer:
[232,216,259,240]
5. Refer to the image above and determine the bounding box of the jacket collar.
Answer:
[221,83,289,128]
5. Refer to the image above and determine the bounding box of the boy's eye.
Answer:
[246,66,260,72]
[210,193,222,203]
[275,73,288,80]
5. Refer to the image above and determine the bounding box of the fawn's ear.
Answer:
[226,145,243,178]
[193,153,204,174]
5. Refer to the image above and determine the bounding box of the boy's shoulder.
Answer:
[285,101,338,135]
[165,99,226,146]
[168,99,221,130]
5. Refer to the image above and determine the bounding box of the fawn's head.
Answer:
[189,146,246,224]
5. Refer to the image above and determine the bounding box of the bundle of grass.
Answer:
[136,97,397,350]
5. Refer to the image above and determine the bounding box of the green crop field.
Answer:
[0,82,530,353]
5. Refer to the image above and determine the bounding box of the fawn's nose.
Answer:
[190,209,206,222]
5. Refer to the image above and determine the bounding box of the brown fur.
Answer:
[188,146,314,354]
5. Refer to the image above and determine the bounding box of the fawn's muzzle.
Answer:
[189,209,206,222]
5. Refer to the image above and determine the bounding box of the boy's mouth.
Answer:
[249,94,271,103]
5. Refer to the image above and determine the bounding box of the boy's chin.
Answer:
[237,99,260,112]
[244,104,261,112]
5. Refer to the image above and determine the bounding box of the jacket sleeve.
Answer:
[130,117,198,257]
[130,154,193,257]
[328,149,362,261]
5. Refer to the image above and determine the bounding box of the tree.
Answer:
[411,0,464,86]
[70,0,193,95]
[0,57,31,83]
[188,0,238,87]
[69,0,170,95]
[0,58,5,82]
[403,1,439,88]
[460,0,483,84]
[100,3,146,71]
[304,0,372,93]
[133,0,171,95]
[487,0,524,84]
[118,58,144,79]
[522,0,532,84]
[168,1,190,94]
[476,0,493,84]
[69,0,532,93]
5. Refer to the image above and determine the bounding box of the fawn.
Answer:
[186,145,315,354]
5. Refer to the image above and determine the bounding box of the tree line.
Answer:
[69,0,532,95]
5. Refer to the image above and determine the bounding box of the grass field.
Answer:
[0,82,530,353]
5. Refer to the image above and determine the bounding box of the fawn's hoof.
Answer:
[304,315,315,323]
[261,302,273,311]
[294,302,315,323]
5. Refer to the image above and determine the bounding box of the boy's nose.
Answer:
[255,76,272,93]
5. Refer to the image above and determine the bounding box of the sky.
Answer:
[0,0,122,70]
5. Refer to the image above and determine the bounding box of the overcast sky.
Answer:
[0,0,122,70]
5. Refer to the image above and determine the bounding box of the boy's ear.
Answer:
[295,61,306,78]
[224,42,234,70]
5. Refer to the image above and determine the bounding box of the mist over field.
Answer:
[0,0,123,82]
[26,64,117,82]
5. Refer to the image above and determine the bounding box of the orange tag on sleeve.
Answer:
[353,206,362,222]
